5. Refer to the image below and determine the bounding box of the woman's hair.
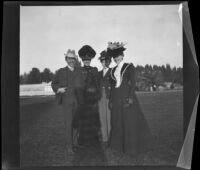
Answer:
[117,51,124,57]
[112,51,124,58]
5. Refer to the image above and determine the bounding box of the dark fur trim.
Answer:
[78,45,96,60]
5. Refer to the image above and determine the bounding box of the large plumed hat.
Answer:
[64,49,78,59]
[106,41,127,58]
[98,50,111,61]
[78,45,96,60]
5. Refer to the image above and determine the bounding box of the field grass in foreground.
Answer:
[20,91,183,166]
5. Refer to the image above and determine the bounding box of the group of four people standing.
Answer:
[51,42,154,157]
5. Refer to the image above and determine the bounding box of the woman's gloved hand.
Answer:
[127,98,133,104]
[124,98,134,108]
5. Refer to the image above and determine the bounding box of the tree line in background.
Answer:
[20,68,54,84]
[20,64,183,91]
[134,64,182,91]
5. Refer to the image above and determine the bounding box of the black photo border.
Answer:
[1,1,199,170]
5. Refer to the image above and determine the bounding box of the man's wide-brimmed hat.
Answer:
[106,41,127,58]
[64,49,78,59]
[98,50,111,62]
[78,45,96,60]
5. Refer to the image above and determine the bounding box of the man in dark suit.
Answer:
[51,49,83,154]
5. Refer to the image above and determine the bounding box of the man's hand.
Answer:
[57,87,67,94]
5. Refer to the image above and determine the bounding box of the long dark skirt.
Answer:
[109,89,155,156]
[77,91,100,146]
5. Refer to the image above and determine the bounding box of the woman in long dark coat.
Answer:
[107,42,154,156]
[77,45,101,146]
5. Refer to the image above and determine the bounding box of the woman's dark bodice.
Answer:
[76,66,101,145]
[81,66,100,103]
[110,63,136,103]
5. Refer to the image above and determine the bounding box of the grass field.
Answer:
[20,90,183,166]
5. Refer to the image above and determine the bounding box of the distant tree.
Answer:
[161,65,166,74]
[134,64,182,91]
[20,75,24,84]
[172,66,177,72]
[173,67,183,84]
[27,67,41,84]
[41,68,53,83]
[163,63,171,82]
[20,72,28,84]
[153,65,159,71]
[154,70,165,86]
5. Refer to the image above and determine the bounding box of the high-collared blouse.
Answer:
[114,60,125,88]
[103,67,109,77]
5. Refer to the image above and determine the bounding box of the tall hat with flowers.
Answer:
[106,41,127,58]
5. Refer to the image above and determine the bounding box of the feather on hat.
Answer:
[107,41,127,58]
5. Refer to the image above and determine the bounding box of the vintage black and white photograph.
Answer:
[20,4,183,166]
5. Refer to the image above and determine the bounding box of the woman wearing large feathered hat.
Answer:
[107,41,155,156]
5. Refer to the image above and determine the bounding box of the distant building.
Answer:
[163,82,173,89]
[157,85,165,91]
[20,83,54,96]
[173,83,183,90]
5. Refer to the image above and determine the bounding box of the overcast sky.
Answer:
[20,5,182,74]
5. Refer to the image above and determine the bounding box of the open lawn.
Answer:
[20,90,183,166]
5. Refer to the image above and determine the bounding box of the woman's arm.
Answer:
[51,69,60,94]
[92,67,101,99]
[108,72,115,109]
[126,63,136,104]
